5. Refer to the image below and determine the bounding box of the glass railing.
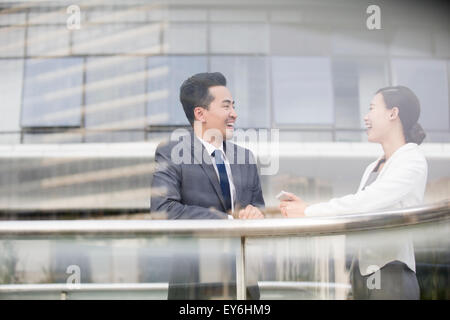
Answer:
[0,200,448,300]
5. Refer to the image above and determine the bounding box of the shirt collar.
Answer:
[196,135,224,157]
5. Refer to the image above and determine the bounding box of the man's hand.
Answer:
[238,204,264,219]
[279,192,308,218]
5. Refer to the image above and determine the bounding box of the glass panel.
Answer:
[0,60,23,134]
[72,24,161,55]
[389,29,433,57]
[28,7,71,25]
[278,130,333,142]
[146,56,207,126]
[26,26,70,57]
[210,56,270,128]
[0,157,152,211]
[0,13,26,26]
[245,220,450,300]
[23,132,83,144]
[331,30,387,56]
[84,132,146,143]
[84,56,147,143]
[332,58,388,129]
[164,23,207,54]
[332,60,360,129]
[0,27,25,58]
[335,130,364,142]
[147,132,174,144]
[270,155,361,205]
[210,23,269,54]
[165,9,207,22]
[87,9,147,23]
[269,10,302,23]
[209,9,266,22]
[272,57,334,125]
[270,25,330,56]
[21,58,84,127]
[391,59,449,132]
[423,132,450,143]
[0,235,240,300]
[0,134,20,144]
[433,32,450,57]
[1,219,447,300]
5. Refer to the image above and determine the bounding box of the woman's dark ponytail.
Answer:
[376,86,426,145]
[406,123,426,145]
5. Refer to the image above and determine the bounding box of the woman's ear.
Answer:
[193,106,206,123]
[390,107,400,120]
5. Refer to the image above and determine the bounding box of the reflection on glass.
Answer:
[0,219,448,300]
[332,58,387,129]
[245,220,450,300]
[85,56,147,142]
[210,56,270,128]
[272,56,334,125]
[0,236,243,300]
[147,56,207,125]
[21,58,84,127]
[391,59,449,132]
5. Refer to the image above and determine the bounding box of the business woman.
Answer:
[279,86,428,300]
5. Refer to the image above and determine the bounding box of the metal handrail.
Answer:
[0,281,351,293]
[0,282,352,300]
[0,200,448,237]
[0,283,169,293]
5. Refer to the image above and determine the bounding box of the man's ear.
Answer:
[390,107,400,120]
[193,106,206,123]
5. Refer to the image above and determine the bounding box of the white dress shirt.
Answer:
[197,137,236,218]
[304,143,428,275]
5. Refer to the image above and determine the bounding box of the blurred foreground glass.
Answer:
[0,203,448,300]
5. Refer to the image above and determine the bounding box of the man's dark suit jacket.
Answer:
[150,130,265,299]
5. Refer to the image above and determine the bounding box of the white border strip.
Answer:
[0,142,448,159]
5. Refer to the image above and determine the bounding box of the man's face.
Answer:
[202,86,237,140]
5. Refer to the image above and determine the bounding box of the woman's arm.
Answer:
[304,154,427,217]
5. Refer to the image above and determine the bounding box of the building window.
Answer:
[391,59,449,141]
[272,56,334,126]
[210,56,270,128]
[147,55,208,126]
[21,58,84,127]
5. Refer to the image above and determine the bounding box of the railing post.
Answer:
[236,236,246,300]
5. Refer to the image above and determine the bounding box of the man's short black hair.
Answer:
[179,72,227,126]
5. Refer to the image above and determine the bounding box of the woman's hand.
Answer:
[279,192,308,218]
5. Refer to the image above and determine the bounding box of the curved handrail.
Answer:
[0,200,448,237]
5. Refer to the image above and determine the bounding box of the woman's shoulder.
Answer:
[397,143,426,160]
[389,143,428,170]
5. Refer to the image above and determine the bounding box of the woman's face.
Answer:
[364,93,393,143]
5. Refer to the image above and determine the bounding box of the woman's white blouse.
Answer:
[304,143,428,275]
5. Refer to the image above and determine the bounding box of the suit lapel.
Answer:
[190,133,227,211]
[226,141,242,206]
[230,164,241,207]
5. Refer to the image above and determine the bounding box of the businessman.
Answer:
[150,72,265,299]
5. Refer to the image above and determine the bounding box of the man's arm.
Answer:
[250,150,265,209]
[150,143,227,219]
[235,150,265,219]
